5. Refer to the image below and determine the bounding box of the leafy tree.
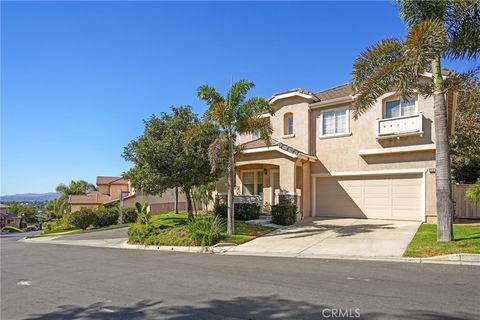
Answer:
[56,180,97,198]
[123,106,218,220]
[451,69,480,183]
[351,0,480,241]
[197,80,274,235]
[6,201,38,225]
[45,198,67,219]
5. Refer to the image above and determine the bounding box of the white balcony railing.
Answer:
[376,112,423,139]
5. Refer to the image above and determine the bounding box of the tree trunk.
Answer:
[185,187,194,220]
[174,187,179,214]
[432,56,454,242]
[191,189,197,215]
[227,130,235,235]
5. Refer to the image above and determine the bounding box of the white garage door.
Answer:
[314,174,423,221]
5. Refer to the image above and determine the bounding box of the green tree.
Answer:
[55,180,97,198]
[451,69,480,183]
[197,80,274,235]
[351,0,480,242]
[45,198,67,219]
[123,106,218,220]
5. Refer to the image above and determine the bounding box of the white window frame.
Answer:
[241,170,264,196]
[383,97,418,119]
[319,106,351,139]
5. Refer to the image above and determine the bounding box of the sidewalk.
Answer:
[22,235,480,266]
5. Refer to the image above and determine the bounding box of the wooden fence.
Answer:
[453,184,480,219]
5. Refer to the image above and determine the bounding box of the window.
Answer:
[242,172,254,195]
[322,108,348,135]
[256,171,263,196]
[283,113,294,136]
[242,170,264,196]
[252,131,260,140]
[287,115,293,135]
[385,98,416,118]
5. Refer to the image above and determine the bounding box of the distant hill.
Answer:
[0,192,61,202]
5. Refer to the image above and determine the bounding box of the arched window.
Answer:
[284,113,293,135]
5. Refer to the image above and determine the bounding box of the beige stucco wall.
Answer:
[97,185,110,195]
[109,184,130,200]
[70,204,100,212]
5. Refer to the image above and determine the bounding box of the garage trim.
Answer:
[311,169,427,221]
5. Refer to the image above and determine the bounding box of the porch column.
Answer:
[279,160,296,193]
[302,161,311,218]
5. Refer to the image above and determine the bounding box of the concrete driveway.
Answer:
[228,217,421,258]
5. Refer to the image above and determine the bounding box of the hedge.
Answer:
[213,202,260,220]
[271,203,297,226]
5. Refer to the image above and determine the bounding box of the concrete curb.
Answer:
[120,241,237,253]
[221,250,480,266]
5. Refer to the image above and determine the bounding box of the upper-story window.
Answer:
[284,113,294,136]
[385,98,416,118]
[252,130,260,140]
[321,107,349,136]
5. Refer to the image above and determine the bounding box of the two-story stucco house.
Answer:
[235,76,457,223]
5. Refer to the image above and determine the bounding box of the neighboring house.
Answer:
[0,204,21,229]
[236,75,457,223]
[68,176,188,214]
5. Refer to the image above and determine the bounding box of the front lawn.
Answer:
[404,224,480,257]
[129,212,275,246]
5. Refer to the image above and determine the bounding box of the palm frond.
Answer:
[226,80,255,109]
[197,84,225,108]
[404,20,447,73]
[396,0,447,27]
[208,135,228,173]
[237,116,272,144]
[352,39,404,92]
[236,96,274,120]
[446,0,480,59]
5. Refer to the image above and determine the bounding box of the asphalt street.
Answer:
[1,235,479,320]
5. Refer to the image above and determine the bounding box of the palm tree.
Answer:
[351,0,479,241]
[197,80,274,235]
[56,180,97,198]
[45,198,67,219]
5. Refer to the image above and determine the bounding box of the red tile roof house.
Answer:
[68,176,189,214]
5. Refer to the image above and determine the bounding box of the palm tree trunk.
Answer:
[191,189,197,215]
[227,129,235,235]
[432,56,454,242]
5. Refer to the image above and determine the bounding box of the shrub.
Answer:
[121,208,138,223]
[214,203,260,220]
[93,207,119,228]
[143,226,194,246]
[136,202,151,226]
[235,203,260,220]
[70,208,96,230]
[271,204,297,226]
[128,223,154,244]
[60,214,74,230]
[42,222,53,233]
[187,215,225,247]
[213,203,227,218]
[466,178,480,208]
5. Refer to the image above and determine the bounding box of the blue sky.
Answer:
[1,1,475,195]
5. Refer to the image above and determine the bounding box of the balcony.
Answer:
[376,112,423,139]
